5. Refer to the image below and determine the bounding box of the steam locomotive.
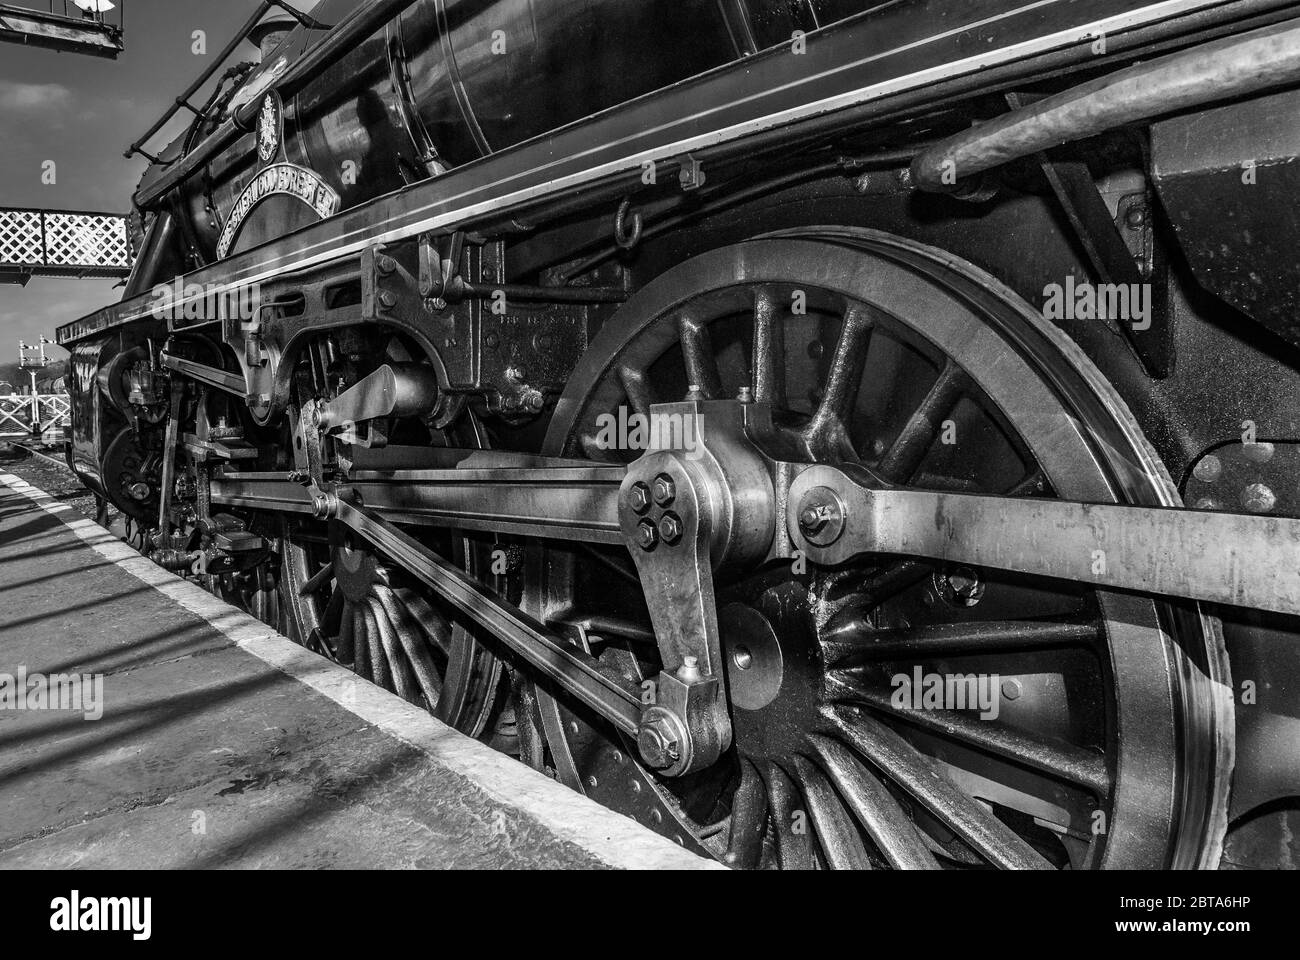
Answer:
[55,0,1300,869]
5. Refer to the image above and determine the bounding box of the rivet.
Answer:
[1192,454,1222,483]
[1242,482,1277,514]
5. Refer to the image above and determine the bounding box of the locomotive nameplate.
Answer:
[216,163,341,259]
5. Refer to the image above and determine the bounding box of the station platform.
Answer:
[0,473,716,871]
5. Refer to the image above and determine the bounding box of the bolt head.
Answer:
[636,713,681,770]
[628,482,652,514]
[635,519,659,551]
[799,505,828,534]
[652,474,676,507]
[796,487,847,546]
[941,566,985,607]
[658,511,684,544]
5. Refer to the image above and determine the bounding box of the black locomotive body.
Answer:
[55,0,1300,869]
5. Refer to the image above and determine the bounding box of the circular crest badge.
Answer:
[256,92,283,165]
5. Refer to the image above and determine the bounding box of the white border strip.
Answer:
[0,473,721,871]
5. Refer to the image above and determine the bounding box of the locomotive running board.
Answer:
[57,0,1289,346]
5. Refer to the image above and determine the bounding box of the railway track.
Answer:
[10,441,69,472]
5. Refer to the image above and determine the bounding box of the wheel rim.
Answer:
[530,231,1232,869]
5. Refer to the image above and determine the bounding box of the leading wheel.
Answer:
[526,230,1232,869]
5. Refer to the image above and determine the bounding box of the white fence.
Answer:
[0,394,71,439]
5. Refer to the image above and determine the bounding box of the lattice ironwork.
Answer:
[0,209,44,265]
[0,208,132,278]
[44,212,130,268]
[0,393,71,438]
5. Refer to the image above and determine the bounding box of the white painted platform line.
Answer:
[0,473,722,871]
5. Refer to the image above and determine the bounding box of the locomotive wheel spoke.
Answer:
[826,706,1052,869]
[793,755,875,870]
[352,604,371,678]
[819,560,931,609]
[830,681,1110,795]
[804,302,874,459]
[298,560,335,597]
[371,595,421,705]
[397,587,453,656]
[759,761,818,870]
[724,757,769,869]
[822,617,1101,665]
[617,364,655,418]
[375,585,443,706]
[810,736,939,870]
[679,311,724,398]
[320,589,345,642]
[877,361,967,482]
[334,593,355,664]
[361,601,392,690]
[751,284,786,404]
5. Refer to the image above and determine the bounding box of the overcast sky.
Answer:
[0,1,316,358]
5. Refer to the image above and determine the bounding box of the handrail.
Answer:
[123,0,327,163]
[133,0,420,209]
